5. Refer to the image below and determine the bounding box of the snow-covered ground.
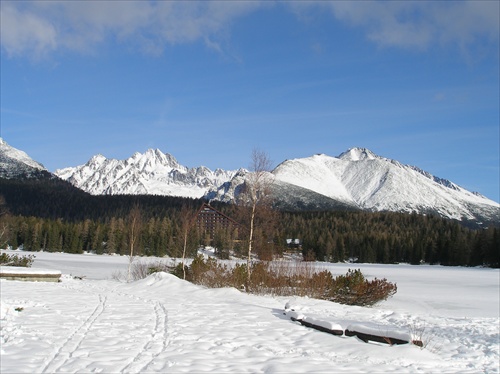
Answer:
[1,250,499,373]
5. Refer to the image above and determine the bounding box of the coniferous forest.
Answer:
[0,177,498,267]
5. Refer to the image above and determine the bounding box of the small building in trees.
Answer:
[286,238,301,249]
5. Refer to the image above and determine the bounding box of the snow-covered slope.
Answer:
[270,148,499,223]
[0,138,49,179]
[55,149,238,198]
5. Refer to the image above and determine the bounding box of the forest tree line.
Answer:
[0,177,498,267]
[1,201,498,267]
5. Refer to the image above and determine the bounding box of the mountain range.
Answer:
[0,138,498,226]
[55,149,237,198]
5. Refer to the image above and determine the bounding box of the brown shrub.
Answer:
[172,258,396,306]
[328,269,397,306]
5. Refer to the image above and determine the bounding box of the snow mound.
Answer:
[136,271,192,288]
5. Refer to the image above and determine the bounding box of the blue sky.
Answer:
[1,1,499,202]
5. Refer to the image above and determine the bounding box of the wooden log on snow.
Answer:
[345,323,410,345]
[291,317,344,336]
[286,310,343,336]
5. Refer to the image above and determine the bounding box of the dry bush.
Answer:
[259,261,331,298]
[306,270,335,299]
[188,256,234,288]
[245,261,314,296]
[328,269,397,306]
[172,259,396,307]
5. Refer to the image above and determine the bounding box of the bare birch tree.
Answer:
[239,149,274,289]
[0,196,9,248]
[127,204,142,282]
[179,204,197,280]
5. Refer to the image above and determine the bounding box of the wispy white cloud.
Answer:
[0,2,58,58]
[1,1,498,60]
[291,1,499,53]
[0,0,263,58]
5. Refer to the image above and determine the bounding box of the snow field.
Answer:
[1,251,499,373]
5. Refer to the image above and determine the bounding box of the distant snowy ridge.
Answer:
[0,138,48,179]
[55,148,239,198]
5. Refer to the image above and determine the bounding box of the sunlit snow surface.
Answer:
[1,250,499,373]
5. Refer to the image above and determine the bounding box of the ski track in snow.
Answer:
[19,279,173,374]
[68,281,172,373]
[41,293,107,373]
[118,299,170,373]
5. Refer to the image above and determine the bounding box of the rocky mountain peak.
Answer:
[338,147,378,161]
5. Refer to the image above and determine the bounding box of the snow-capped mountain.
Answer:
[55,149,239,198]
[0,138,50,179]
[266,148,499,223]
[49,145,500,225]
